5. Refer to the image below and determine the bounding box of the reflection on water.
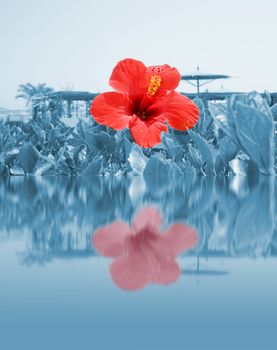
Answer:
[0,175,276,263]
[93,207,197,290]
[0,175,276,349]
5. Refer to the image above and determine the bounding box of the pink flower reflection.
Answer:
[93,207,198,291]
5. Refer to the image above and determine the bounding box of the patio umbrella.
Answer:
[181,66,231,94]
[182,255,229,276]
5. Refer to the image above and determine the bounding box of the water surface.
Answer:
[0,176,276,350]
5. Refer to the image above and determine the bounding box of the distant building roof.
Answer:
[48,91,98,101]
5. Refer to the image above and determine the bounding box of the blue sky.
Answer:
[0,0,276,108]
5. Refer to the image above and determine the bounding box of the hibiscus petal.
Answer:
[147,64,181,95]
[111,240,180,289]
[162,92,199,131]
[110,238,180,290]
[129,115,168,148]
[163,223,198,256]
[90,92,131,130]
[93,221,131,257]
[151,255,180,285]
[110,254,149,291]
[132,207,163,232]
[109,58,147,96]
[109,215,184,290]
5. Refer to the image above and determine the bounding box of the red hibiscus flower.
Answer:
[93,207,198,291]
[90,58,199,148]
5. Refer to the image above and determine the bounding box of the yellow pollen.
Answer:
[147,75,161,96]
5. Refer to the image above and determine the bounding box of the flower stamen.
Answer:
[147,75,162,96]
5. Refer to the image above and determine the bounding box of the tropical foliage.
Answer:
[16,83,54,107]
[0,91,276,176]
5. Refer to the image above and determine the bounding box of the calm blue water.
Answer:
[0,176,276,350]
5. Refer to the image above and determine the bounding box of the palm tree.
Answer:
[16,83,54,107]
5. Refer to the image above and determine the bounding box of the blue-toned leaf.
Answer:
[18,143,40,174]
[57,163,71,175]
[128,144,148,174]
[218,136,238,165]
[229,158,248,175]
[172,129,191,146]
[67,137,83,147]
[234,102,274,174]
[188,129,215,174]
[193,97,205,128]
[10,165,25,176]
[2,149,18,166]
[143,156,181,176]
[170,146,184,160]
[180,160,196,176]
[0,162,7,175]
[271,103,277,118]
[114,136,133,163]
[82,158,102,176]
[187,144,203,171]
[209,101,237,141]
[85,130,115,155]
[30,124,45,142]
[232,91,272,117]
[34,161,53,175]
[76,120,85,138]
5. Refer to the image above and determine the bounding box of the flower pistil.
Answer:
[147,75,162,96]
